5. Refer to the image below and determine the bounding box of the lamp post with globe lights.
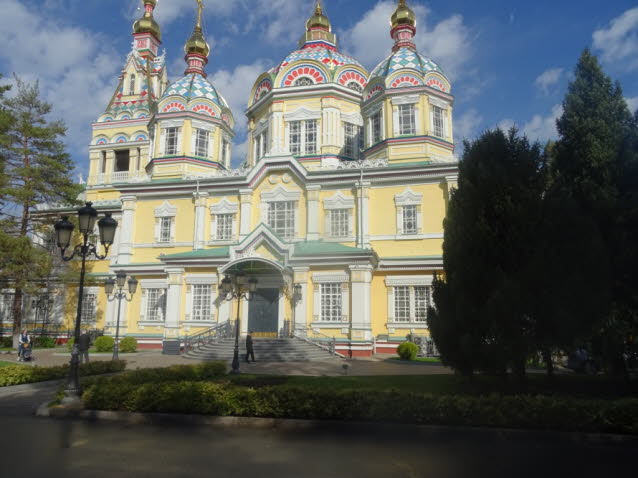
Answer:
[218,273,258,374]
[54,202,117,402]
[104,271,138,360]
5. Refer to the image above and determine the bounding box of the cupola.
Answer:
[133,0,161,41]
[299,1,336,48]
[184,0,210,76]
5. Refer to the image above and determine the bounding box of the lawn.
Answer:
[389,356,442,363]
[0,361,21,368]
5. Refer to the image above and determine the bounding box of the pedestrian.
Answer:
[17,328,31,362]
[78,330,91,363]
[245,330,255,363]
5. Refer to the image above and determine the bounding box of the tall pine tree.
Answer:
[0,77,82,340]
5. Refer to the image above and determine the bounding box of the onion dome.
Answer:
[391,0,416,29]
[133,0,161,41]
[306,1,331,30]
[185,0,210,58]
[163,74,229,109]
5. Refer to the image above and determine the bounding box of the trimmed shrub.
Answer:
[0,360,126,387]
[397,342,419,361]
[119,336,137,353]
[33,337,56,348]
[1,337,13,348]
[94,336,115,353]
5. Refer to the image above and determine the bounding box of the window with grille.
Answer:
[321,283,342,322]
[146,289,166,322]
[393,286,432,322]
[267,201,295,240]
[165,127,178,155]
[398,104,416,135]
[432,106,445,138]
[216,214,234,240]
[344,123,363,159]
[191,284,212,321]
[129,74,136,95]
[394,286,411,322]
[288,120,317,155]
[330,209,349,238]
[255,128,268,160]
[294,77,314,87]
[195,129,209,157]
[414,286,429,322]
[403,205,418,234]
[371,110,382,144]
[159,217,172,243]
[81,293,97,323]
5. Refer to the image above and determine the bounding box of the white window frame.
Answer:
[398,104,416,136]
[164,126,179,155]
[323,191,355,241]
[154,200,177,244]
[385,276,434,326]
[392,95,420,137]
[343,122,364,159]
[158,120,184,156]
[395,189,423,236]
[267,201,296,241]
[429,97,450,140]
[80,287,98,324]
[261,187,302,241]
[210,199,239,243]
[312,273,350,324]
[284,108,321,155]
[365,102,384,147]
[139,280,168,323]
[320,283,343,322]
[144,288,167,322]
[431,105,445,139]
[193,128,210,158]
[184,275,218,323]
[402,204,418,235]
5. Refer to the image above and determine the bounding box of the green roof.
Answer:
[161,247,230,260]
[294,241,371,256]
[382,255,442,260]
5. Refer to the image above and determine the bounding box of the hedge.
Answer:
[81,362,226,387]
[0,360,127,387]
[80,381,638,435]
[119,337,137,353]
[397,342,419,361]
[94,336,115,353]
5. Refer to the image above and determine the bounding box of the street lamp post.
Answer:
[54,202,117,403]
[104,271,138,360]
[219,273,258,374]
[290,283,302,338]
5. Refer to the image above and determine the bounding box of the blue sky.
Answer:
[1,0,637,177]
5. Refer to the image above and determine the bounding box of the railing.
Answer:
[183,320,236,354]
[111,171,129,182]
[292,324,345,358]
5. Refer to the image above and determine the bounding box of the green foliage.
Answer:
[0,360,126,387]
[396,342,418,361]
[94,336,114,353]
[66,338,74,352]
[0,337,12,348]
[80,380,638,435]
[32,337,55,348]
[119,336,137,353]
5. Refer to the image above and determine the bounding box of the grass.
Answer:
[389,356,442,363]
[0,361,22,368]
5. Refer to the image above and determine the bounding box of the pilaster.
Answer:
[349,265,373,341]
[356,181,371,248]
[193,192,209,250]
[164,267,184,336]
[239,189,253,238]
[293,267,309,328]
[118,195,137,265]
[306,185,321,241]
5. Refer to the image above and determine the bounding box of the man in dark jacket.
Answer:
[245,331,255,363]
[77,331,91,363]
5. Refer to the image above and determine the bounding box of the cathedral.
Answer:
[41,0,458,356]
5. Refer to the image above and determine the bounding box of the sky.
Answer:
[0,0,637,178]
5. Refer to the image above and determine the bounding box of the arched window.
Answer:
[129,74,136,95]
[346,82,363,93]
[294,77,314,87]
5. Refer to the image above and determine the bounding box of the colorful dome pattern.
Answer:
[270,46,363,77]
[163,74,229,108]
[370,47,445,82]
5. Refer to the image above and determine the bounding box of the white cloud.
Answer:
[522,104,563,142]
[534,68,564,95]
[341,1,472,81]
[593,7,638,69]
[626,96,638,113]
[497,118,516,131]
[454,109,483,142]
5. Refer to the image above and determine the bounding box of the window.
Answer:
[194,129,209,157]
[216,214,234,241]
[370,110,382,145]
[1,294,13,322]
[165,127,178,155]
[255,128,268,160]
[347,82,363,93]
[159,217,172,243]
[81,293,97,323]
[129,74,136,95]
[221,138,230,166]
[321,283,342,322]
[100,151,107,174]
[432,105,445,138]
[402,205,418,235]
[330,209,349,238]
[191,284,212,321]
[294,77,314,87]
[114,150,130,172]
[392,286,432,323]
[288,120,317,155]
[267,201,295,240]
[344,123,363,159]
[146,289,166,322]
[398,104,416,135]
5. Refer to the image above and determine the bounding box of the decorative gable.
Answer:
[154,200,177,217]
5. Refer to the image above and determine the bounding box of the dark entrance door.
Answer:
[248,288,279,337]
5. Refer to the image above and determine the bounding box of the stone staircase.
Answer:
[183,337,341,362]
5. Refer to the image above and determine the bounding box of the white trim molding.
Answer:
[391,95,420,106]
[284,107,322,121]
[261,185,302,202]
[323,191,355,210]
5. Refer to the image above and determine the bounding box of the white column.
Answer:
[217,272,231,323]
[356,181,371,248]
[293,267,309,328]
[164,268,183,338]
[193,192,209,250]
[349,265,373,341]
[118,195,136,265]
[306,185,321,241]
[239,189,253,238]
[271,112,283,154]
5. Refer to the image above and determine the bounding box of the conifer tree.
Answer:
[0,77,82,340]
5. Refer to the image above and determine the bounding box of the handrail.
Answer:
[292,323,345,358]
[183,320,235,354]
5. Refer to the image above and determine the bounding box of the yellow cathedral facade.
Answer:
[40,0,459,357]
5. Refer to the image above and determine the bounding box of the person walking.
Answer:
[245,331,256,363]
[17,328,30,362]
[77,331,91,363]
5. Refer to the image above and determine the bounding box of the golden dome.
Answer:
[391,0,416,29]
[133,1,161,41]
[306,1,331,30]
[185,28,210,57]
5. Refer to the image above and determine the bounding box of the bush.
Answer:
[33,337,56,348]
[1,337,13,348]
[94,336,115,353]
[0,360,126,387]
[66,338,74,352]
[119,336,137,353]
[397,342,419,361]
[79,381,638,435]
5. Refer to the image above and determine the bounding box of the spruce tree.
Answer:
[0,77,82,340]
[428,129,546,377]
